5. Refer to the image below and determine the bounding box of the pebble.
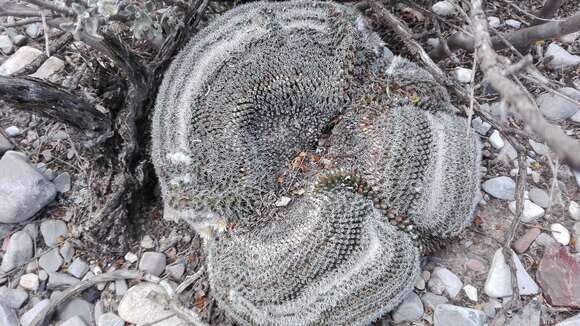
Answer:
[488,16,501,28]
[546,43,580,70]
[537,87,580,121]
[19,273,39,291]
[61,315,88,326]
[512,228,541,253]
[60,240,74,263]
[488,130,504,149]
[431,1,455,16]
[140,235,155,249]
[550,223,570,245]
[57,298,93,325]
[68,258,90,279]
[138,252,167,276]
[509,200,545,222]
[0,151,57,223]
[484,248,539,298]
[20,299,50,326]
[124,251,139,264]
[53,172,72,193]
[30,56,65,81]
[392,292,424,322]
[39,248,64,272]
[47,272,80,290]
[535,233,558,247]
[428,267,463,299]
[466,258,486,273]
[421,292,448,311]
[505,19,522,29]
[0,46,43,76]
[12,34,27,46]
[482,176,515,200]
[415,277,426,290]
[118,282,186,325]
[115,279,128,296]
[528,188,550,208]
[0,133,13,154]
[453,67,472,83]
[166,263,186,281]
[434,304,487,326]
[556,313,580,326]
[275,196,292,207]
[0,286,28,309]
[471,117,491,135]
[40,219,68,247]
[1,231,33,272]
[463,284,478,302]
[569,201,580,220]
[0,35,14,55]
[98,312,124,326]
[0,303,19,326]
[529,140,547,156]
[508,299,540,326]
[25,23,43,39]
[427,38,440,48]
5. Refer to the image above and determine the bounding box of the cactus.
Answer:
[152,1,481,325]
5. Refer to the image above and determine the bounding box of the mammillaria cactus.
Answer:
[152,1,481,325]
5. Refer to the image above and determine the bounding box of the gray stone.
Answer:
[60,240,75,262]
[529,188,550,208]
[98,312,124,326]
[20,299,51,326]
[434,304,487,326]
[40,219,67,247]
[529,140,547,156]
[23,223,38,240]
[38,248,64,272]
[484,248,539,298]
[53,172,71,193]
[140,235,155,249]
[392,291,424,322]
[68,258,89,278]
[471,117,491,135]
[47,272,79,290]
[138,252,166,276]
[30,56,65,81]
[25,23,43,38]
[0,303,18,326]
[556,313,580,326]
[166,263,185,281]
[508,300,540,326]
[12,34,27,46]
[546,44,580,70]
[57,298,93,325]
[509,200,545,223]
[537,87,580,121]
[482,176,515,200]
[431,1,455,16]
[428,267,463,298]
[535,233,558,247]
[1,231,33,272]
[0,35,14,55]
[61,315,88,326]
[0,46,43,76]
[115,279,128,296]
[421,292,448,311]
[0,133,13,154]
[505,19,522,29]
[0,286,28,309]
[0,151,57,223]
[118,282,186,325]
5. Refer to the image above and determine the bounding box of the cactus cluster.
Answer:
[152,1,481,325]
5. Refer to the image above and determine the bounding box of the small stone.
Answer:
[0,287,28,309]
[427,38,440,48]
[453,67,472,83]
[53,172,72,193]
[57,298,93,325]
[0,35,14,55]
[60,240,74,263]
[484,248,539,298]
[556,313,580,326]
[471,117,492,135]
[0,133,13,154]
[118,282,186,325]
[537,245,580,308]
[0,303,18,326]
[166,263,185,281]
[25,23,43,39]
[529,140,547,156]
[483,300,500,318]
[535,233,558,247]
[138,252,166,276]
[550,223,570,245]
[0,46,43,76]
[140,235,155,249]
[466,258,486,273]
[415,277,426,290]
[512,228,541,253]
[20,299,50,326]
[115,279,128,296]
[508,299,540,326]
[19,273,39,291]
[505,19,522,29]
[124,252,138,264]
[428,267,462,299]
[38,270,48,281]
[546,43,580,70]
[392,291,424,322]
[12,34,27,46]
[528,188,550,208]
[47,272,79,290]
[509,200,545,223]
[431,1,455,16]
[421,292,448,311]
[30,56,65,81]
[61,316,88,326]
[38,248,64,272]
[433,304,487,326]
[40,219,67,247]
[482,176,515,200]
[463,284,478,302]
[275,196,291,207]
[488,16,501,28]
[68,258,90,278]
[98,312,124,326]
[537,87,580,121]
[568,201,580,221]
[489,130,505,149]
[501,143,517,160]
[1,231,33,272]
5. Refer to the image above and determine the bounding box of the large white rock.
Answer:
[0,46,42,76]
[550,223,570,245]
[484,249,540,298]
[488,130,505,149]
[509,200,545,223]
[546,43,580,70]
[432,1,455,16]
[118,282,187,326]
[429,267,463,299]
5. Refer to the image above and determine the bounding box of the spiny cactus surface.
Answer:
[152,1,481,325]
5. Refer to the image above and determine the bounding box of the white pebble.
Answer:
[546,43,580,70]
[427,38,440,48]
[275,196,291,207]
[19,273,39,291]
[550,223,570,245]
[509,200,545,223]
[569,201,580,221]
[463,284,478,302]
[489,130,505,149]
[124,252,139,264]
[505,19,522,29]
[488,16,501,28]
[453,67,473,83]
[5,126,21,137]
[432,1,455,16]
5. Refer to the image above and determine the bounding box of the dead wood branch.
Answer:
[430,11,580,61]
[533,0,565,25]
[469,0,580,169]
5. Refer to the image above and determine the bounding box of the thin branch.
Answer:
[22,0,75,17]
[0,17,42,28]
[532,0,565,25]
